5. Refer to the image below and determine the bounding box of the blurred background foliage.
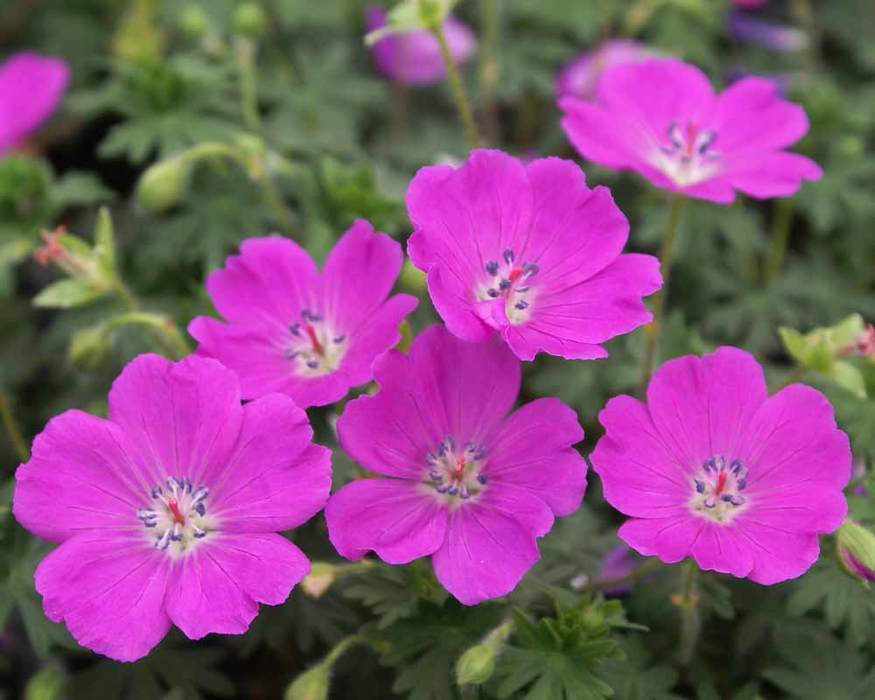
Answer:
[2,0,875,698]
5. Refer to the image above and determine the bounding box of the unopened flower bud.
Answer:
[179,4,209,39]
[136,158,190,213]
[398,259,426,294]
[855,323,875,358]
[837,520,875,585]
[285,664,329,700]
[233,2,267,37]
[456,643,496,686]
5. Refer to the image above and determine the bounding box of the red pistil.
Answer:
[508,267,524,284]
[167,498,186,525]
[305,324,324,356]
[454,456,467,475]
[683,122,698,159]
[715,470,727,496]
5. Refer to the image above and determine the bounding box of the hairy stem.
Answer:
[676,559,700,666]
[433,23,480,149]
[0,386,28,462]
[764,199,794,284]
[478,0,500,144]
[640,193,685,392]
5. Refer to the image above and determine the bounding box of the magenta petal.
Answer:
[484,398,586,516]
[34,533,171,662]
[738,384,850,534]
[197,533,309,606]
[166,545,257,639]
[597,59,715,138]
[524,165,630,281]
[646,347,767,469]
[14,411,143,542]
[205,236,320,326]
[107,354,243,486]
[188,317,295,400]
[338,326,520,478]
[713,77,810,152]
[325,479,448,564]
[724,151,822,199]
[741,384,851,492]
[653,517,706,563]
[432,499,540,605]
[322,219,404,327]
[340,293,419,387]
[523,253,661,350]
[732,519,821,584]
[210,394,331,532]
[560,98,640,172]
[475,482,556,538]
[424,265,494,342]
[336,353,430,479]
[689,524,754,578]
[0,52,69,153]
[592,395,691,518]
[618,514,705,563]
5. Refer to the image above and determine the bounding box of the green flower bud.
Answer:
[837,520,875,586]
[456,643,496,686]
[136,158,191,213]
[285,664,330,700]
[178,4,209,39]
[398,258,426,294]
[24,666,65,700]
[233,2,267,37]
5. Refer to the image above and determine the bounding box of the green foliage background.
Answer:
[2,0,875,698]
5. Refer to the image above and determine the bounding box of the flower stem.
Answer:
[106,311,192,360]
[324,634,364,667]
[112,276,191,359]
[764,198,793,285]
[478,0,500,144]
[235,37,261,132]
[0,386,28,462]
[676,559,700,666]
[433,22,480,149]
[640,193,685,392]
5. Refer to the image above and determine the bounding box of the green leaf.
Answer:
[343,561,448,629]
[762,619,875,698]
[492,599,637,700]
[786,560,875,647]
[33,278,109,309]
[377,602,503,700]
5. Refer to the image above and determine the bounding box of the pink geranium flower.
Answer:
[560,58,821,203]
[325,325,587,605]
[366,6,476,86]
[189,220,417,408]
[555,40,657,101]
[0,52,69,154]
[406,149,661,361]
[13,354,331,661]
[591,347,851,584]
